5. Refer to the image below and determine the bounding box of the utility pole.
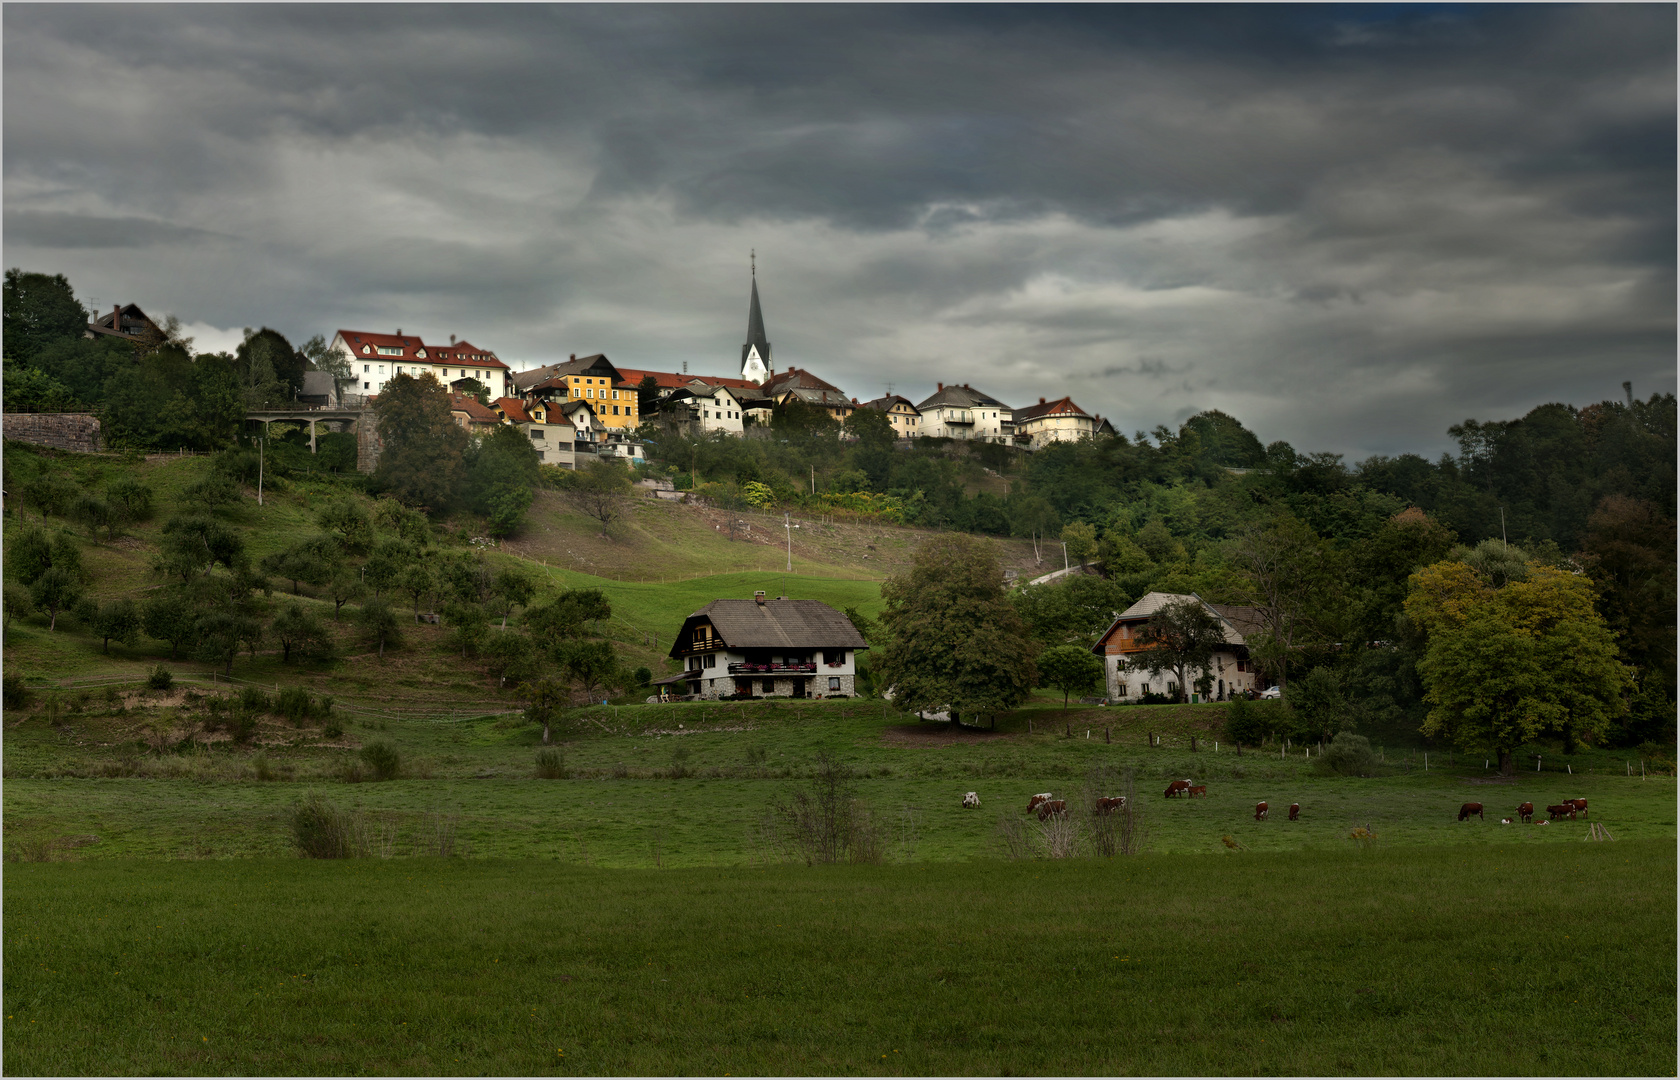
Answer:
[1062,541,1069,573]
[784,512,799,572]
[257,435,264,506]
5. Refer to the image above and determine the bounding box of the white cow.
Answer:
[961,792,980,809]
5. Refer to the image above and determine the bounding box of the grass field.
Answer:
[6,843,1674,1076]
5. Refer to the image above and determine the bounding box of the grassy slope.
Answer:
[6,843,1674,1076]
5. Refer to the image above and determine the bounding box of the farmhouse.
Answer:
[1090,591,1266,702]
[666,593,867,700]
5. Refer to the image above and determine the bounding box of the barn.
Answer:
[666,592,868,700]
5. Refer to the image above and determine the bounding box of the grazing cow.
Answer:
[1188,785,1208,799]
[1458,802,1484,821]
[1037,799,1068,822]
[1026,793,1054,814]
[1516,802,1534,824]
[1500,818,1513,825]
[1254,801,1269,821]
[1545,803,1576,820]
[962,792,980,809]
[1093,797,1127,815]
[1164,779,1192,799]
[1288,803,1300,821]
[1570,798,1588,818]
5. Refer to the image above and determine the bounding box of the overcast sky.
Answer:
[5,4,1673,459]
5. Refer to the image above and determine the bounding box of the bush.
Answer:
[239,686,270,713]
[633,666,653,687]
[276,686,313,725]
[535,747,567,779]
[145,664,174,692]
[1316,732,1379,777]
[360,740,401,781]
[1224,697,1293,746]
[323,721,344,739]
[292,794,368,858]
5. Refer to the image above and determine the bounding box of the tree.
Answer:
[1038,644,1104,713]
[445,602,490,658]
[484,484,534,538]
[324,565,366,620]
[876,534,1039,728]
[1578,495,1675,686]
[1097,529,1151,575]
[28,567,83,630]
[19,475,75,521]
[261,538,333,595]
[3,268,87,363]
[143,591,201,660]
[1012,575,1131,648]
[525,588,612,647]
[158,515,245,580]
[519,677,569,745]
[490,566,539,630]
[396,562,434,620]
[843,405,895,449]
[316,500,373,551]
[362,539,414,600]
[3,363,79,411]
[357,598,402,658]
[7,525,81,585]
[1009,496,1061,564]
[1061,522,1098,566]
[107,476,155,524]
[559,638,621,703]
[1226,512,1333,690]
[485,632,542,689]
[270,604,334,663]
[5,582,36,629]
[1134,519,1182,565]
[236,326,306,405]
[569,458,633,530]
[372,373,468,511]
[636,374,661,418]
[182,475,242,513]
[194,611,260,675]
[1133,597,1227,703]
[1406,560,1631,774]
[92,597,142,654]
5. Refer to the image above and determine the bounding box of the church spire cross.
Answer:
[740,256,772,385]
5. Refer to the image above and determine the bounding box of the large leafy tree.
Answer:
[1038,644,1104,713]
[876,533,1038,728]
[567,458,633,530]
[372,373,467,511]
[1132,597,1227,703]
[1406,560,1630,774]
[1226,511,1336,690]
[3,269,87,362]
[236,327,305,404]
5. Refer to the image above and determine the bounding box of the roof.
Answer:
[859,394,921,414]
[495,397,534,424]
[742,274,772,368]
[448,394,502,424]
[669,598,869,657]
[1090,591,1263,653]
[511,354,621,390]
[300,371,338,398]
[763,366,844,396]
[915,383,1011,412]
[86,302,155,339]
[778,385,854,409]
[333,329,508,371]
[615,367,760,392]
[1014,396,1093,423]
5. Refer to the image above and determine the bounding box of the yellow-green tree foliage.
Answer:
[1405,560,1629,773]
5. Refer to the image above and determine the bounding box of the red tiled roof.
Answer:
[334,329,509,371]
[615,367,759,391]
[1014,395,1092,422]
[495,397,533,424]
[449,394,502,423]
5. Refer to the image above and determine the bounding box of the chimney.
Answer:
[450,334,456,345]
[570,353,577,361]
[396,329,402,336]
[754,590,766,605]
[112,304,122,332]
[937,382,943,391]
[1039,397,1047,404]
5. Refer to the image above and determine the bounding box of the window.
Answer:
[529,429,543,440]
[612,390,619,400]
[705,653,717,669]
[363,364,370,373]
[377,346,402,356]
[378,366,385,375]
[762,679,775,694]
[829,677,841,691]
[363,382,370,390]
[1117,684,1128,697]
[613,405,620,415]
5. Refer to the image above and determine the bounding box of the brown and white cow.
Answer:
[1037,799,1068,822]
[1188,785,1208,799]
[1288,803,1300,821]
[1093,797,1127,815]
[1570,798,1588,818]
[1500,818,1513,825]
[1027,793,1054,814]
[1164,779,1192,799]
[1458,802,1484,821]
[1545,803,1576,820]
[1254,801,1269,821]
[1535,819,1550,826]
[962,792,980,809]
[1516,801,1534,824]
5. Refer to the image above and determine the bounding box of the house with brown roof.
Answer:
[858,395,924,438]
[914,383,1012,442]
[664,593,868,700]
[448,393,503,433]
[85,303,158,342]
[511,353,642,434]
[1013,395,1113,449]
[1090,591,1266,703]
[495,396,579,467]
[328,329,513,399]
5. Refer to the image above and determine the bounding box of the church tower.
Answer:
[740,252,773,385]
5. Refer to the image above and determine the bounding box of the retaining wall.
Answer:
[3,413,102,453]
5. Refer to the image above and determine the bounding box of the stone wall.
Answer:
[3,413,102,453]
[355,412,382,473]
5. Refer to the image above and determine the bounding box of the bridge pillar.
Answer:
[309,418,316,454]
[356,411,381,474]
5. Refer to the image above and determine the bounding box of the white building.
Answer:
[665,594,868,700]
[914,383,1013,443]
[329,329,512,399]
[1090,592,1267,703]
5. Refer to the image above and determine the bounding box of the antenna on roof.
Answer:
[886,382,894,397]
[683,361,688,374]
[751,249,756,277]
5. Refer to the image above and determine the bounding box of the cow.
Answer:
[1535,819,1550,826]
[1516,801,1534,824]
[1545,803,1576,820]
[1288,803,1300,821]
[962,792,980,809]
[1026,793,1054,814]
[1037,799,1068,822]
[1570,798,1588,818]
[1458,802,1484,822]
[1188,785,1208,799]
[1500,818,1513,825]
[1164,779,1192,799]
[1093,797,1127,815]
[1254,801,1269,821]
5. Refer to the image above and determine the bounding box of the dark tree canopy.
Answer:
[3,269,87,363]
[373,373,468,511]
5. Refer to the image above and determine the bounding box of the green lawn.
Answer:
[6,843,1673,1076]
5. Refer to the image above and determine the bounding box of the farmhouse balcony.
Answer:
[727,661,818,675]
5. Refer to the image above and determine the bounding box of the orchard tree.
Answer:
[1132,597,1227,703]
[142,591,201,660]
[1406,560,1630,774]
[568,458,633,530]
[92,598,142,654]
[29,567,83,630]
[1227,511,1335,690]
[1060,522,1098,566]
[357,598,402,658]
[1038,644,1104,713]
[519,677,569,745]
[372,373,467,511]
[875,533,1038,729]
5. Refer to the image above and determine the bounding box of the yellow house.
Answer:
[511,353,640,433]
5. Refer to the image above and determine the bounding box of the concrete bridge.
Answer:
[244,406,379,472]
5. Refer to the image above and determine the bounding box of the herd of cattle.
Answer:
[958,788,1593,827]
[1461,798,1588,825]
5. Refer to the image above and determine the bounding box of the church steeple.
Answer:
[741,251,773,384]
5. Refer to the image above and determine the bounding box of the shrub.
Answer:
[251,753,275,781]
[292,794,368,858]
[360,740,401,781]
[276,686,313,725]
[1316,732,1379,777]
[535,747,567,779]
[3,672,32,711]
[633,666,653,687]
[1224,697,1293,746]
[146,665,174,692]
[745,744,768,766]
[239,686,270,713]
[4,582,35,629]
[323,721,344,739]
[769,753,883,865]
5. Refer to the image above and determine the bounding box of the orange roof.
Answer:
[496,397,533,424]
[1014,395,1093,422]
[334,329,509,371]
[449,393,502,423]
[615,367,759,391]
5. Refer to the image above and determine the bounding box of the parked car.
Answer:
[1259,686,1282,700]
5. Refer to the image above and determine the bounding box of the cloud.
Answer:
[2,4,1672,458]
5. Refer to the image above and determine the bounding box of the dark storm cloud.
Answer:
[4,4,1672,457]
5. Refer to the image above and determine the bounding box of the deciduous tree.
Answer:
[372,373,467,511]
[1133,597,1226,703]
[1038,644,1104,713]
